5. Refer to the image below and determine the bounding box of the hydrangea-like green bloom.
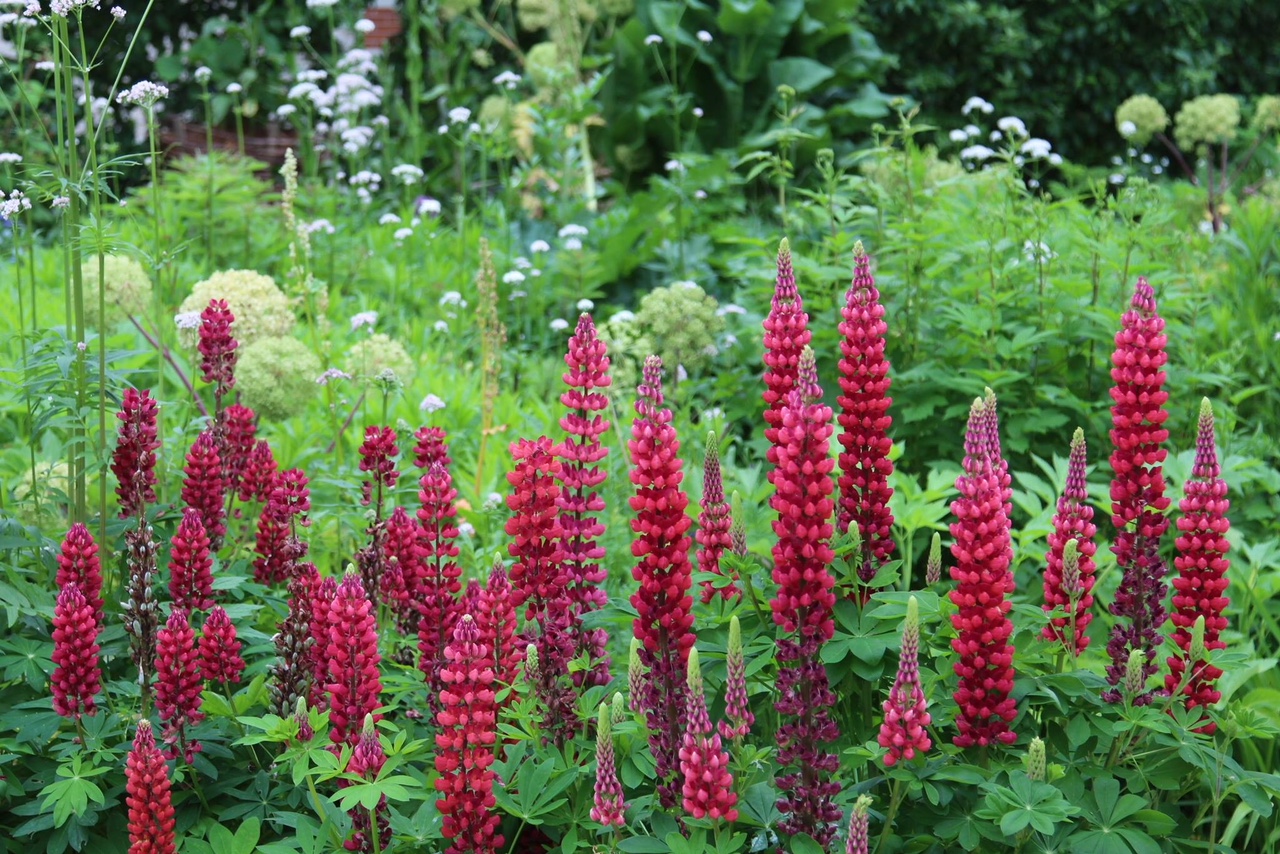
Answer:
[517,0,554,31]
[525,42,569,90]
[1115,94,1169,146]
[597,311,654,398]
[478,95,510,133]
[345,333,415,385]
[600,0,633,16]
[635,281,726,375]
[1250,95,1280,134]
[85,254,153,326]
[236,336,321,421]
[177,269,295,348]
[1174,95,1241,151]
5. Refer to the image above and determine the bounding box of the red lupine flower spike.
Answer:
[126,720,177,854]
[199,606,245,686]
[591,703,627,827]
[416,447,462,690]
[697,433,738,603]
[181,429,227,550]
[221,404,257,499]
[344,715,390,853]
[325,569,383,747]
[719,615,753,740]
[156,607,205,762]
[52,582,102,720]
[358,425,399,509]
[56,523,104,629]
[112,387,159,519]
[382,506,423,631]
[763,238,812,467]
[679,648,739,822]
[878,596,931,766]
[1041,428,1098,654]
[198,298,238,401]
[169,507,215,613]
[306,573,337,709]
[475,560,518,695]
[238,439,278,505]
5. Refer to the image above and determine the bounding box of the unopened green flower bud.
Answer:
[627,637,644,713]
[1026,736,1046,782]
[926,532,942,585]
[686,646,703,695]
[1174,94,1241,151]
[1123,648,1147,699]
[596,702,612,751]
[1189,615,1207,663]
[611,691,626,725]
[1115,94,1169,146]
[1062,539,1082,599]
[524,643,540,682]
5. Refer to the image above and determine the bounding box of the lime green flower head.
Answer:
[177,269,295,348]
[85,254,152,326]
[1115,94,1169,145]
[598,310,654,398]
[236,336,322,421]
[635,281,726,375]
[517,0,553,31]
[1250,95,1280,134]
[600,0,633,16]
[1174,94,1241,151]
[525,42,570,90]
[344,333,415,386]
[478,95,510,133]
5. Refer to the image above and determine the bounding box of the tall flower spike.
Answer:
[270,568,317,717]
[198,298,238,402]
[358,426,399,509]
[697,433,738,602]
[238,438,278,504]
[770,345,842,846]
[221,404,257,499]
[837,241,896,581]
[199,606,245,686]
[325,570,383,747]
[126,720,177,854]
[1104,278,1171,704]
[1166,398,1230,729]
[558,313,613,686]
[181,429,227,549]
[344,715,390,853]
[382,506,423,631]
[679,648,739,822]
[306,572,336,708]
[925,532,942,586]
[112,387,159,519]
[878,596,932,766]
[1042,428,1098,654]
[169,507,215,613]
[52,582,102,720]
[436,615,504,854]
[56,523,103,629]
[591,702,627,828]
[847,795,872,854]
[628,355,696,808]
[156,608,205,762]
[763,238,812,466]
[719,615,754,740]
[949,397,1017,747]
[416,449,462,693]
[123,524,161,710]
[982,387,1013,515]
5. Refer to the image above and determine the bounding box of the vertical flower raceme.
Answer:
[126,720,177,854]
[1166,399,1230,727]
[198,298,238,409]
[269,568,317,717]
[719,615,754,741]
[326,570,383,747]
[308,573,338,707]
[949,397,1017,747]
[56,523,104,629]
[344,715,390,853]
[382,506,423,631]
[679,648,739,821]
[413,424,452,470]
[770,346,841,846]
[591,702,627,827]
[123,523,161,709]
[436,614,504,854]
[982,388,1013,515]
[199,606,245,686]
[836,242,895,581]
[112,387,160,519]
[925,532,943,586]
[1041,428,1098,654]
[52,582,101,720]
[254,468,312,584]
[169,507,215,613]
[763,238,812,467]
[221,404,257,501]
[629,356,697,808]
[1105,278,1172,705]
[697,434,737,603]
[416,449,462,686]
[181,429,227,550]
[878,596,931,766]
[358,425,399,510]
[558,313,613,686]
[156,608,205,762]
[847,795,872,854]
[474,560,519,696]
[238,438,278,505]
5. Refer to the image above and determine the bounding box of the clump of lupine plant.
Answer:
[878,595,931,766]
[697,433,737,602]
[1042,428,1098,656]
[51,582,101,722]
[126,720,177,854]
[1105,277,1171,704]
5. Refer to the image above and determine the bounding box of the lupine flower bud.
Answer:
[1123,648,1147,700]
[344,714,389,853]
[198,606,245,686]
[591,703,627,827]
[52,582,102,720]
[169,507,215,613]
[126,720,177,854]
[627,636,645,715]
[697,432,738,602]
[719,615,753,740]
[1061,539,1082,599]
[181,429,227,549]
[878,596,931,766]
[925,532,942,586]
[1189,615,1207,665]
[611,691,626,725]
[524,642,540,684]
[1026,737,1046,782]
[112,388,160,519]
[847,795,872,854]
[295,696,314,742]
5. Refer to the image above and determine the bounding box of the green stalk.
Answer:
[146,104,166,497]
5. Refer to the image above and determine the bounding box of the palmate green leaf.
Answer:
[617,837,670,853]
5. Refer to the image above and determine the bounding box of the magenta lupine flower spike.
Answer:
[591,702,627,828]
[1104,278,1172,705]
[199,606,245,686]
[763,238,813,466]
[719,615,753,740]
[1166,399,1230,730]
[697,433,738,602]
[126,720,177,854]
[198,298,238,403]
[416,443,462,698]
[221,404,257,498]
[344,715,390,853]
[325,569,383,747]
[679,648,739,822]
[558,313,613,686]
[52,582,102,721]
[112,387,160,519]
[878,596,931,766]
[1042,428,1098,654]
[169,507,215,613]
[837,241,895,581]
[181,429,227,550]
[847,795,872,854]
[949,396,1017,747]
[156,607,205,762]
[358,425,399,510]
[56,523,104,629]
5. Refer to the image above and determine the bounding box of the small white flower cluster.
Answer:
[439,291,467,309]
[558,223,587,251]
[194,66,212,85]
[1118,120,1138,139]
[0,189,31,219]
[577,298,594,312]
[696,30,712,43]
[644,34,662,46]
[550,318,570,332]
[962,96,995,116]
[109,5,123,21]
[290,24,312,38]
[417,196,442,217]
[1022,240,1057,263]
[355,18,375,34]
[350,311,378,332]
[493,71,521,90]
[347,169,381,205]
[51,195,70,209]
[378,213,401,226]
[664,159,684,173]
[305,218,336,235]
[611,310,636,323]
[316,368,353,385]
[117,80,168,108]
[503,270,525,285]
[715,303,747,317]
[394,227,413,242]
[50,0,99,18]
[419,393,446,414]
[0,153,23,165]
[391,163,424,185]
[174,311,202,330]
[530,239,550,253]
[305,0,338,7]
[0,10,38,27]
[448,106,471,124]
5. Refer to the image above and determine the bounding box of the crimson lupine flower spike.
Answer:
[238,439,278,504]
[52,582,102,720]
[253,467,312,585]
[847,795,872,854]
[413,423,452,469]
[1104,278,1172,705]
[156,607,205,762]
[199,606,245,686]
[382,506,423,631]
[198,298,238,404]
[949,397,1017,747]
[126,720,177,854]
[181,429,227,550]
[435,614,504,854]
[763,238,812,467]
[344,715,390,853]
[628,355,696,809]
[358,425,399,511]
[221,404,257,501]
[557,313,613,686]
[719,615,753,740]
[591,702,627,827]
[112,387,159,519]
[878,596,931,766]
[679,648,739,822]
[475,560,519,696]
[697,433,738,603]
[169,507,215,613]
[326,569,383,747]
[1041,428,1098,654]
[837,242,895,581]
[770,345,842,846]
[307,573,337,708]
[56,523,104,629]
[416,449,462,688]
[1166,399,1230,729]
[269,568,318,717]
